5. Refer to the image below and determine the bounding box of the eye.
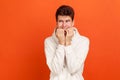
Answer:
[58,20,63,22]
[66,20,70,22]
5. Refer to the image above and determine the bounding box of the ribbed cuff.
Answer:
[57,44,65,49]
[64,45,72,55]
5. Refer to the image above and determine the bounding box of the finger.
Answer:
[58,29,64,35]
[69,28,74,33]
[66,29,69,35]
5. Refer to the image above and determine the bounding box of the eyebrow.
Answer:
[66,20,70,21]
[58,19,71,22]
[58,20,63,22]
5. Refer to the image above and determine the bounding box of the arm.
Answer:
[44,39,65,74]
[65,38,90,74]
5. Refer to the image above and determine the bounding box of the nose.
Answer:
[62,22,66,28]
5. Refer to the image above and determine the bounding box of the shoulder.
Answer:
[80,35,89,42]
[73,27,89,43]
[79,35,90,45]
[44,36,57,46]
[44,36,53,44]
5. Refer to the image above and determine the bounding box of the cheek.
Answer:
[66,22,72,27]
[57,22,63,27]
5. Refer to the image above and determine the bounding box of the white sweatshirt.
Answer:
[44,27,90,80]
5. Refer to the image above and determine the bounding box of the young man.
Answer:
[44,5,90,80]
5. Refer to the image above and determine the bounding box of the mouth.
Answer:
[64,30,67,36]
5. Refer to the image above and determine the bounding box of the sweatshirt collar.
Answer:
[52,27,81,44]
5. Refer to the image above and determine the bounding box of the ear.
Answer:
[56,21,58,25]
[72,20,74,26]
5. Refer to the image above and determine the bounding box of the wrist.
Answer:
[65,41,71,46]
[59,41,65,45]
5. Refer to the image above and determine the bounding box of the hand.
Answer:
[65,27,74,46]
[56,28,65,45]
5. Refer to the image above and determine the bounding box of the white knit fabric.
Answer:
[44,27,90,80]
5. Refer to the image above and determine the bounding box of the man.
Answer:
[44,5,90,80]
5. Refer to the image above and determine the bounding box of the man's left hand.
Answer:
[65,27,74,46]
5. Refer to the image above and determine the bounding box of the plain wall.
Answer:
[0,0,120,80]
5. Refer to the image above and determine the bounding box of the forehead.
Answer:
[58,15,72,20]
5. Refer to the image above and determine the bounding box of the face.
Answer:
[56,15,74,30]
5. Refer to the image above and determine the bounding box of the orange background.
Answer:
[0,0,120,80]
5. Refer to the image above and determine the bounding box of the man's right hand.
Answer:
[56,28,65,45]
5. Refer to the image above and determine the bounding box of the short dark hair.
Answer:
[55,5,75,21]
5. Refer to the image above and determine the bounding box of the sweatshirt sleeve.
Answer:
[65,37,90,74]
[44,38,65,74]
